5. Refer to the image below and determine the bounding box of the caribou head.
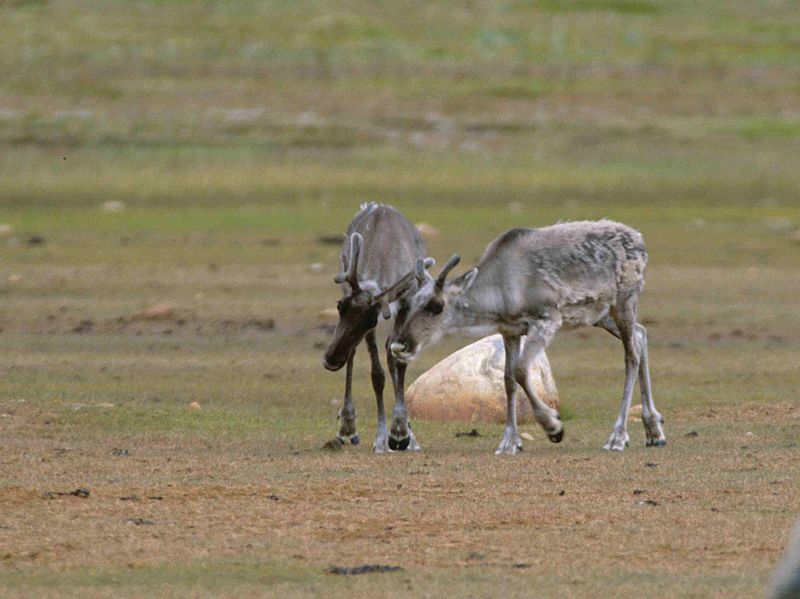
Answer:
[323,233,434,371]
[389,254,478,363]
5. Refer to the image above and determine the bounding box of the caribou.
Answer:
[322,203,433,452]
[389,219,667,453]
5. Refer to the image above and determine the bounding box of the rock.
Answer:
[309,262,325,273]
[101,200,126,213]
[7,274,22,284]
[406,334,558,424]
[627,404,643,420]
[133,303,174,320]
[0,223,12,236]
[414,222,439,239]
[188,401,202,411]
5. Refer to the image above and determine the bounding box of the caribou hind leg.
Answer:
[495,334,523,455]
[596,313,666,448]
[336,349,359,445]
[601,292,641,451]
[634,323,666,446]
[365,329,392,453]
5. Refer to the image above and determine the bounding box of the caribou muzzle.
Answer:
[322,354,346,372]
[389,341,416,363]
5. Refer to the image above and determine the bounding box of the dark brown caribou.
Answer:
[323,203,433,452]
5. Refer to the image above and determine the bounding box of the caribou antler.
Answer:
[415,257,436,285]
[334,233,363,292]
[435,254,461,290]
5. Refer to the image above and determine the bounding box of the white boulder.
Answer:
[406,334,559,423]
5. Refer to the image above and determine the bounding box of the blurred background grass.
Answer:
[1,0,798,221]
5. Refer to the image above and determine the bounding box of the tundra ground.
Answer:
[1,1,800,596]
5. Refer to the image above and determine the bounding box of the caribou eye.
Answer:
[425,298,444,315]
[365,310,379,329]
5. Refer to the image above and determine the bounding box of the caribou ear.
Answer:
[375,271,417,319]
[449,268,478,294]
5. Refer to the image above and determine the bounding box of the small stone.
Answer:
[188,401,202,411]
[133,303,174,320]
[415,222,439,239]
[627,404,643,419]
[7,274,22,284]
[322,438,344,451]
[0,224,12,236]
[520,432,535,441]
[454,429,481,438]
[309,263,325,273]
[101,200,126,213]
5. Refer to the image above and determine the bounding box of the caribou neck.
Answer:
[444,289,496,335]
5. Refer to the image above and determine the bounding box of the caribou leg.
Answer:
[516,319,564,443]
[495,334,523,455]
[635,323,666,446]
[336,348,359,445]
[596,312,666,448]
[387,307,421,451]
[365,329,391,453]
[601,292,640,451]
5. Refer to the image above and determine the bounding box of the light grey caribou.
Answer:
[389,219,667,453]
[322,203,433,452]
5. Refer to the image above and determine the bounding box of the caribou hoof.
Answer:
[646,438,667,447]
[388,436,410,451]
[548,428,564,443]
[350,434,360,446]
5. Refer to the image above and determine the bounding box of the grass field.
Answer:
[1,1,800,597]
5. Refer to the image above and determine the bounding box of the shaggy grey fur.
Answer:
[391,219,666,453]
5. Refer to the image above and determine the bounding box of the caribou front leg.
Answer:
[387,308,421,452]
[496,334,523,455]
[336,349,359,445]
[365,329,392,453]
[516,319,564,444]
